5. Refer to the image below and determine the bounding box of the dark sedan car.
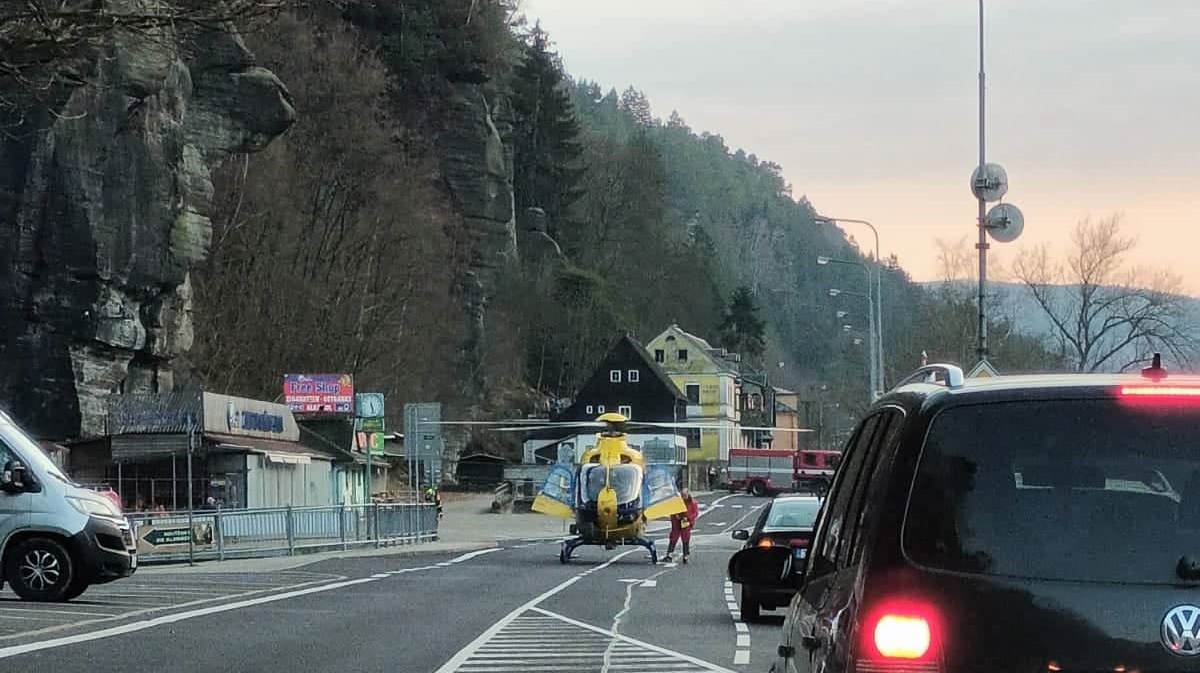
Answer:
[730,494,822,620]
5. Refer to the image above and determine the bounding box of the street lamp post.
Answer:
[828,287,875,404]
[820,255,879,398]
[814,216,884,392]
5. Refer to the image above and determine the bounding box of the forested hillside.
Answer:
[184,2,1062,440]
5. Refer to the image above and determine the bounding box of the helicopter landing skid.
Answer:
[558,536,659,564]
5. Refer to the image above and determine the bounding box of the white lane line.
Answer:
[0,575,379,658]
[602,566,671,672]
[533,608,737,673]
[448,548,502,563]
[0,547,508,655]
[432,548,643,673]
[723,565,751,666]
[0,575,343,644]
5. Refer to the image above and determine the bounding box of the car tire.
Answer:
[5,537,76,602]
[740,585,761,622]
[749,481,766,497]
[62,576,89,601]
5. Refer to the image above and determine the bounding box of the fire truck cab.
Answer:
[725,448,841,497]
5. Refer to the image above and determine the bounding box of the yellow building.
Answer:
[771,387,804,451]
[644,324,741,461]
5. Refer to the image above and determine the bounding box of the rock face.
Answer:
[0,10,296,440]
[438,83,518,405]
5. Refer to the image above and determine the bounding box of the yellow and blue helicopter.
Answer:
[438,412,813,564]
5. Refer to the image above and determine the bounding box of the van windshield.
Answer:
[903,398,1200,584]
[0,411,71,484]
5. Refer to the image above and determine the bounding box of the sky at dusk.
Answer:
[520,0,1200,293]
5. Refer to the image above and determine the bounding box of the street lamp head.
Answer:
[828,288,841,297]
[813,215,833,226]
[816,256,831,265]
[843,324,852,332]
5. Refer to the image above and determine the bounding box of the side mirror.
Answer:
[727,546,793,585]
[731,529,750,541]
[1,460,28,493]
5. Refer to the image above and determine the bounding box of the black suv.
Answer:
[730,358,1200,673]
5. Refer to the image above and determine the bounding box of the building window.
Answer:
[685,384,700,405]
[610,369,621,383]
[654,349,664,362]
[586,405,594,414]
[618,405,632,418]
[678,349,688,362]
[685,428,701,449]
[598,405,606,413]
[628,369,640,383]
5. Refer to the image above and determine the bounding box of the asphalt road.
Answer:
[0,492,785,673]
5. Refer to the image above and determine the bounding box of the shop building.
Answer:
[68,391,350,513]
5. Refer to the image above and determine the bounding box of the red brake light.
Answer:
[1119,385,1200,398]
[860,599,939,667]
[873,614,932,659]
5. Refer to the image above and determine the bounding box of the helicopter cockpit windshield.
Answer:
[579,463,643,505]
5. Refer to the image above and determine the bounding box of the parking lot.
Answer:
[0,570,342,640]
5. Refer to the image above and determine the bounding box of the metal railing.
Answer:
[127,502,439,564]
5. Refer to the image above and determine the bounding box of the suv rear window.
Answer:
[903,398,1200,584]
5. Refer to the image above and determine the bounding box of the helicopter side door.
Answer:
[531,463,577,519]
[641,464,687,521]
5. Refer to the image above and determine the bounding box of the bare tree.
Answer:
[1011,214,1196,372]
[919,237,1055,371]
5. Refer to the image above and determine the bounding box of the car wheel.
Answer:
[62,577,89,601]
[5,537,76,602]
[749,481,766,497]
[740,585,761,622]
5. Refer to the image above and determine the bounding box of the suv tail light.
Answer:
[855,600,942,673]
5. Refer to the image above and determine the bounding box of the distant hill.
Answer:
[917,280,1200,371]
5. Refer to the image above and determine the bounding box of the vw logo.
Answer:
[1162,605,1200,656]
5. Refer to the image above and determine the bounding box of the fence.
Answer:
[127,502,440,564]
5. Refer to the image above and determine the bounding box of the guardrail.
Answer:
[490,482,513,513]
[127,502,439,564]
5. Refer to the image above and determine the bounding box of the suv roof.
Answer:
[764,356,1200,672]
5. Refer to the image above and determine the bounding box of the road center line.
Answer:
[432,547,642,673]
[602,566,671,673]
[533,607,738,673]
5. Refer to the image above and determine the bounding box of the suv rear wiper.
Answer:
[1176,555,1200,581]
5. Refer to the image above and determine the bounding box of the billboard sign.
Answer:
[283,374,354,414]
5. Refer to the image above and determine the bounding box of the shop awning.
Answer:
[203,433,331,464]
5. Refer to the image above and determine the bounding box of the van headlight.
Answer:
[66,496,123,518]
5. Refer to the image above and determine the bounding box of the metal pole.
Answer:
[186,416,195,567]
[365,427,372,506]
[865,277,877,405]
[976,0,990,363]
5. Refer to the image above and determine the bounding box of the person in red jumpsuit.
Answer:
[663,487,701,564]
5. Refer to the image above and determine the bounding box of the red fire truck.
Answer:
[725,447,842,497]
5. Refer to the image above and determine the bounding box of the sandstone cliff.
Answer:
[0,13,295,440]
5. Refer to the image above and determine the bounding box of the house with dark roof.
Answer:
[521,334,689,465]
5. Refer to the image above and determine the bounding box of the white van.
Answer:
[0,409,136,601]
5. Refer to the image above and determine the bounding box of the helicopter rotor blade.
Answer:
[627,421,814,433]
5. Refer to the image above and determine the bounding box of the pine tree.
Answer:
[718,286,766,360]
[510,23,586,240]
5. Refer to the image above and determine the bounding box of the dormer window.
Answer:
[628,370,640,383]
[654,349,664,362]
[610,369,621,383]
[678,349,688,362]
